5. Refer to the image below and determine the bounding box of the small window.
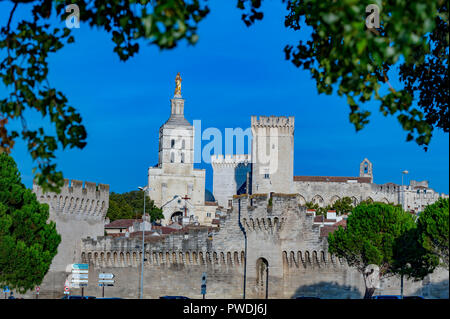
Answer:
[206,213,211,217]
[264,174,270,179]
[170,152,174,163]
[181,140,185,149]
[181,152,185,163]
[228,200,232,207]
[171,139,175,148]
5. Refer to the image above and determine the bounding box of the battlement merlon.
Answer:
[232,193,300,213]
[211,154,251,167]
[32,178,110,200]
[251,115,295,129]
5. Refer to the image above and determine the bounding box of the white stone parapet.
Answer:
[211,154,251,167]
[32,178,110,220]
[251,115,295,129]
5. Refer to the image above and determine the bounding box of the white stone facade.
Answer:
[251,115,295,194]
[147,92,217,225]
[212,116,447,212]
[211,154,251,208]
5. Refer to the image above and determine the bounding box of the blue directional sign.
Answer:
[72,264,89,270]
[3,286,9,293]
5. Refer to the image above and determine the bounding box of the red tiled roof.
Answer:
[319,220,347,238]
[151,226,180,235]
[105,219,141,229]
[205,201,218,206]
[314,216,337,223]
[334,219,347,227]
[320,226,338,238]
[293,176,372,183]
[314,215,324,222]
[128,231,155,238]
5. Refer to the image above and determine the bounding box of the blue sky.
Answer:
[2,1,449,195]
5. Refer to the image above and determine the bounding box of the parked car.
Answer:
[372,295,425,299]
[372,295,402,299]
[159,296,190,299]
[61,295,97,299]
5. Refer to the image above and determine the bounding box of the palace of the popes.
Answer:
[18,75,449,299]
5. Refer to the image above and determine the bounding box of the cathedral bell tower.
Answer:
[148,73,206,223]
[157,73,194,172]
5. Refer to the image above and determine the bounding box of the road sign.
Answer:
[99,273,114,279]
[64,286,69,292]
[98,279,114,283]
[3,286,9,293]
[71,264,89,288]
[71,279,88,283]
[72,264,89,270]
[71,269,89,274]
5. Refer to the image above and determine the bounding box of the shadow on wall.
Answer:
[291,281,362,299]
[410,279,449,299]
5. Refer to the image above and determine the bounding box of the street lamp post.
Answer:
[400,171,409,299]
[401,170,409,211]
[138,186,151,299]
[237,198,247,299]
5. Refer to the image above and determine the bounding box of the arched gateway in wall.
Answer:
[256,257,269,299]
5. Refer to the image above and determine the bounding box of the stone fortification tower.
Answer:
[251,115,295,194]
[211,154,251,208]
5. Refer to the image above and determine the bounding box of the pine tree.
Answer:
[0,153,61,293]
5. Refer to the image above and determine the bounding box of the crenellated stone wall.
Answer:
[30,179,109,296]
[23,193,446,299]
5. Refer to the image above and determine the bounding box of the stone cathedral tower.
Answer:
[148,73,214,225]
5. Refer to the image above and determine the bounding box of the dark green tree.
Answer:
[305,201,327,215]
[391,225,438,297]
[330,197,354,215]
[327,202,418,298]
[0,153,61,293]
[417,198,449,269]
[106,190,164,223]
[240,0,448,150]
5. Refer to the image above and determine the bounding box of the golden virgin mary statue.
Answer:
[174,72,182,96]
